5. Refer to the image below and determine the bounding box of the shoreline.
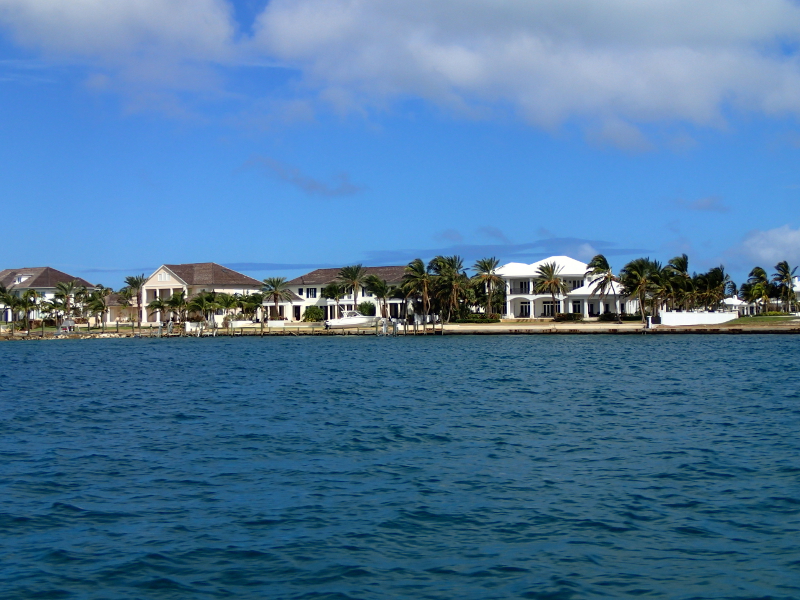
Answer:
[3,320,800,340]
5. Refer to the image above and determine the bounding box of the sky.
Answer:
[1,0,800,289]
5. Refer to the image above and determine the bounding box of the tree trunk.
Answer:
[640,290,646,323]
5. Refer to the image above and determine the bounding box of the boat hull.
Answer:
[324,316,381,329]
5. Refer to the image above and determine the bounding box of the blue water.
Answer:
[1,336,799,599]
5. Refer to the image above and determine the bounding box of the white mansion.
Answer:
[498,255,633,319]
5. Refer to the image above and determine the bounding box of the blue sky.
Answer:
[2,0,800,289]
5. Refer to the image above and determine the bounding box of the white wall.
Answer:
[660,311,739,326]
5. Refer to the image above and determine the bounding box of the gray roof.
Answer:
[287,266,406,286]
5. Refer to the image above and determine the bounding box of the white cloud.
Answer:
[0,0,233,59]
[252,0,800,137]
[0,0,235,102]
[6,0,800,137]
[737,225,800,265]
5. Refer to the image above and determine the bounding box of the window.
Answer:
[571,279,583,290]
[306,288,317,298]
[298,288,303,295]
[543,301,560,316]
[519,301,530,318]
[157,272,170,282]
[517,280,530,294]
[573,301,581,313]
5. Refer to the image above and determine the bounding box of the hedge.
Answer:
[554,313,583,322]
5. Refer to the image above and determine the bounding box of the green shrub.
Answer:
[358,301,376,316]
[621,314,642,321]
[554,313,583,322]
[598,312,619,321]
[302,306,324,322]
[761,311,790,316]
[453,313,501,323]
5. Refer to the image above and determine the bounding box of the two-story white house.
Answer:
[0,267,96,322]
[286,266,408,321]
[497,255,630,319]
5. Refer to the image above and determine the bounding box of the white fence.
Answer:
[660,311,739,326]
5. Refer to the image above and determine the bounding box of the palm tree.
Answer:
[666,254,692,310]
[429,255,470,322]
[534,261,568,319]
[402,258,433,329]
[706,266,731,310]
[20,289,39,330]
[54,280,78,324]
[88,287,112,331]
[0,284,10,323]
[237,292,263,320]
[364,275,395,318]
[38,299,58,333]
[216,292,239,328]
[748,267,771,313]
[74,285,89,329]
[337,265,367,309]
[165,290,188,323]
[619,258,662,323]
[117,287,135,327]
[773,261,797,312]
[187,292,218,324]
[321,282,346,319]
[147,297,169,322]
[124,274,147,324]
[472,257,504,316]
[585,254,619,316]
[261,277,294,319]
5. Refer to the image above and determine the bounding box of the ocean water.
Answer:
[1,335,799,600]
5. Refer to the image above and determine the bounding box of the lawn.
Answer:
[722,315,799,326]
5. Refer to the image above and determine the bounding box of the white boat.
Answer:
[324,310,381,329]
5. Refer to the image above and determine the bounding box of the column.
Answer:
[583,299,589,318]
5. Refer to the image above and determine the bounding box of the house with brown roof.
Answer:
[0,267,96,322]
[286,266,408,321]
[141,263,264,323]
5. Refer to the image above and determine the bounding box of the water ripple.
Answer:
[1,335,799,599]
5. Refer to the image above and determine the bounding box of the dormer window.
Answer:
[157,272,170,282]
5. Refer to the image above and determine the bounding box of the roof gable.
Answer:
[152,263,262,287]
[0,267,95,290]
[497,256,588,278]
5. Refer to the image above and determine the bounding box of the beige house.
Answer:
[141,263,263,323]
